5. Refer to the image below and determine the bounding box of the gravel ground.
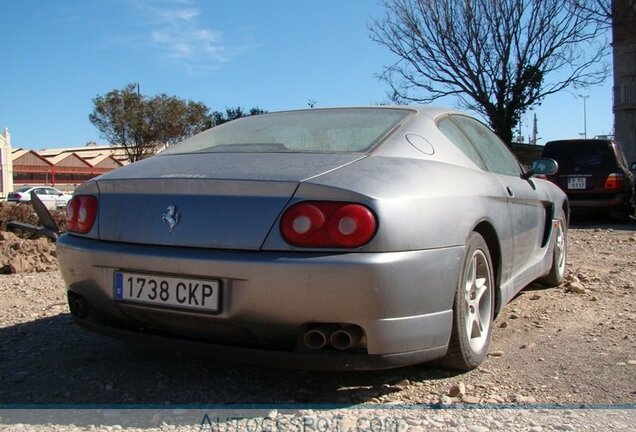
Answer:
[0,216,634,430]
[0,407,635,431]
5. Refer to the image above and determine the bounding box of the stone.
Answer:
[487,394,505,403]
[448,382,466,397]
[403,416,420,426]
[513,394,537,403]
[462,395,481,404]
[8,258,24,274]
[440,396,461,404]
[488,350,504,357]
[565,282,586,294]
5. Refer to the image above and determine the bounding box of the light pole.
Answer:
[578,94,589,138]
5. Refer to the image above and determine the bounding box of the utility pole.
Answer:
[578,94,589,138]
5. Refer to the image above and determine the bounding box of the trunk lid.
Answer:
[96,153,364,250]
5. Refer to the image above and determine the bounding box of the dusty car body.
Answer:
[57,107,568,370]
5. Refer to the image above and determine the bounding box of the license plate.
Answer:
[114,272,220,313]
[567,177,586,190]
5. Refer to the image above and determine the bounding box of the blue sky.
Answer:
[0,0,614,151]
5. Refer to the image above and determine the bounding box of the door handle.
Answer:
[506,187,514,197]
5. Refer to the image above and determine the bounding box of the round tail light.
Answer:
[281,201,377,248]
[66,195,98,234]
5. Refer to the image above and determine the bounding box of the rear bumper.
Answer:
[72,317,447,371]
[57,234,464,370]
[567,193,632,210]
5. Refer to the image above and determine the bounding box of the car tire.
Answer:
[538,210,567,287]
[442,232,495,371]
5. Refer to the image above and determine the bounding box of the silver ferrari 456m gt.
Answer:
[57,106,568,370]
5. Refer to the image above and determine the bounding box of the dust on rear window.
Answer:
[161,108,413,155]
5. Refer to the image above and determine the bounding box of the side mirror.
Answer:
[631,162,636,171]
[523,158,559,179]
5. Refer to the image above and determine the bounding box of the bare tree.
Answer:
[570,0,612,27]
[370,0,611,144]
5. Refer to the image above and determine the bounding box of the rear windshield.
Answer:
[161,108,412,155]
[542,140,617,171]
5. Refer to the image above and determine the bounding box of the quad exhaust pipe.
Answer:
[330,326,363,350]
[303,324,363,351]
[303,325,335,350]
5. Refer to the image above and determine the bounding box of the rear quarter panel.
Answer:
[263,155,513,255]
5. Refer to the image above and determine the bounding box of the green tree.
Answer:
[89,83,212,162]
[211,106,267,126]
[370,0,610,144]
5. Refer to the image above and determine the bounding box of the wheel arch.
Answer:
[473,221,503,317]
[562,201,570,226]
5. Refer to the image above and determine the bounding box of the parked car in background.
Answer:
[7,186,72,210]
[541,139,635,219]
[57,107,568,371]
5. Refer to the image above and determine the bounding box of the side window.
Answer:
[452,115,522,177]
[437,116,487,170]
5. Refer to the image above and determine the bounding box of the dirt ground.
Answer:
[0,215,634,406]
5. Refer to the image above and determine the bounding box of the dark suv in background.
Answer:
[541,139,635,219]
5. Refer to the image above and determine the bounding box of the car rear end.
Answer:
[56,108,461,370]
[56,156,460,370]
[7,187,32,203]
[541,139,635,218]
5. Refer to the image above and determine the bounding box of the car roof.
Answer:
[266,105,462,119]
[545,138,612,146]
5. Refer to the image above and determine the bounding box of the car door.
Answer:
[451,115,547,287]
